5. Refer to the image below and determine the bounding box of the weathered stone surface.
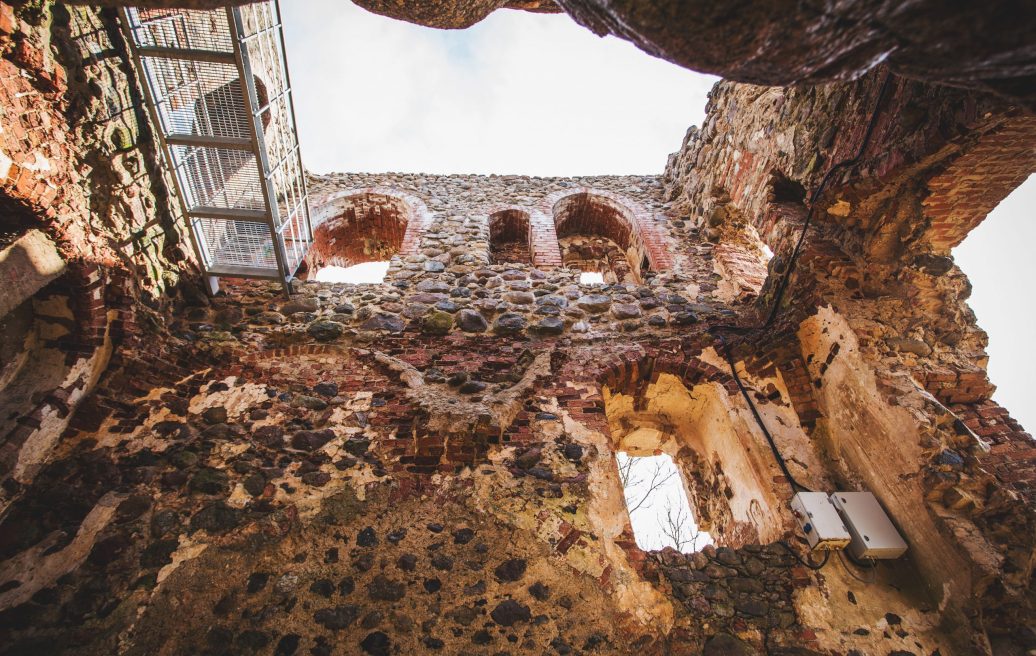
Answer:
[492,312,527,335]
[490,599,531,626]
[456,309,489,332]
[0,6,1032,656]
[308,320,346,342]
[360,313,405,333]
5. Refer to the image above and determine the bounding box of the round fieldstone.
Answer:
[367,574,406,601]
[281,298,318,314]
[456,309,488,333]
[612,303,641,319]
[360,632,391,656]
[458,380,487,394]
[490,599,531,626]
[576,294,612,312]
[360,313,405,333]
[307,320,345,342]
[494,558,527,582]
[532,317,564,335]
[290,429,335,451]
[314,605,359,631]
[493,313,527,335]
[503,291,535,304]
[201,406,228,425]
[402,303,431,319]
[671,311,699,325]
[422,310,454,335]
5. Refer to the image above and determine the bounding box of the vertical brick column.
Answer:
[528,209,562,268]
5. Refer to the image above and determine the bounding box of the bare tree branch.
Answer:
[659,498,700,552]
[621,457,677,515]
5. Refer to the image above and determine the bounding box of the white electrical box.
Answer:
[791,492,851,551]
[830,492,908,560]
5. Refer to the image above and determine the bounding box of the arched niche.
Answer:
[552,192,650,284]
[302,191,417,279]
[488,209,532,265]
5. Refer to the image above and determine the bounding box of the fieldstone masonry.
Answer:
[1,2,1034,656]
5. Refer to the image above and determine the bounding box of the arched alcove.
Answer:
[302,192,414,282]
[488,209,532,265]
[552,192,650,284]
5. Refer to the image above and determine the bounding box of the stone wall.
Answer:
[0,4,1034,656]
[0,3,201,500]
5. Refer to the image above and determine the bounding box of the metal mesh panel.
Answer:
[194,218,277,269]
[123,1,311,287]
[172,144,264,210]
[139,57,251,139]
[280,208,310,273]
[128,9,233,52]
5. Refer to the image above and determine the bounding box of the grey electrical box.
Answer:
[791,492,851,551]
[830,492,908,560]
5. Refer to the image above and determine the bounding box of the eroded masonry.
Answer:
[1,1,1035,655]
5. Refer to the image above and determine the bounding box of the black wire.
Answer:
[718,331,812,493]
[717,70,895,336]
[837,549,878,583]
[706,72,895,494]
[776,540,831,570]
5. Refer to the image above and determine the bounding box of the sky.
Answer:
[954,175,1035,433]
[280,0,717,175]
[280,1,1034,501]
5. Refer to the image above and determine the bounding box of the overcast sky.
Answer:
[281,1,1034,439]
[280,0,716,175]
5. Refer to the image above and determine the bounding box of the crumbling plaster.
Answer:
[0,1,1034,654]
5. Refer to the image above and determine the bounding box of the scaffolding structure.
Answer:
[120,1,311,293]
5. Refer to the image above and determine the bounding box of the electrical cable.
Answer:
[776,540,831,570]
[706,72,895,494]
[718,331,812,493]
[837,549,878,584]
[715,70,894,337]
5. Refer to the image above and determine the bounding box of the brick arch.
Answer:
[487,208,533,265]
[304,188,432,274]
[544,189,673,282]
[485,203,562,269]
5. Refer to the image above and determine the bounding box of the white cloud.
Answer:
[281,0,717,175]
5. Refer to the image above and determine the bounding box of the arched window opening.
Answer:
[303,192,411,284]
[604,372,789,548]
[488,209,532,265]
[552,193,649,284]
[617,450,712,552]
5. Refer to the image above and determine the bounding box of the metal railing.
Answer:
[120,1,311,294]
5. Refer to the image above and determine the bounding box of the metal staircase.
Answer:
[120,1,311,294]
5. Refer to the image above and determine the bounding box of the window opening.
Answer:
[313,261,390,284]
[553,193,649,284]
[305,192,410,283]
[617,451,712,552]
[579,271,604,286]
